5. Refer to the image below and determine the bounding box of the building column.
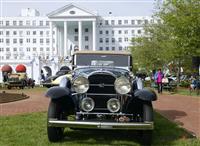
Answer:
[55,26,58,56]
[64,21,68,57]
[92,20,96,51]
[50,21,53,57]
[78,21,82,50]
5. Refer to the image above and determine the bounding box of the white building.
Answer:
[0,4,155,84]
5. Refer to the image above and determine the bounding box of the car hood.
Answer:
[73,66,130,78]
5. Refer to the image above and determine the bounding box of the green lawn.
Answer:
[176,88,200,97]
[0,112,199,146]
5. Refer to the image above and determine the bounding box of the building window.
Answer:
[6,21,9,26]
[13,21,17,26]
[137,20,142,25]
[144,19,148,24]
[27,31,30,35]
[0,31,3,35]
[13,47,17,51]
[131,20,135,25]
[119,46,122,50]
[112,30,114,35]
[124,30,128,34]
[40,39,43,44]
[124,20,128,24]
[106,38,109,43]
[105,20,109,25]
[19,21,23,26]
[13,31,17,35]
[132,30,135,34]
[85,28,89,32]
[106,30,109,35]
[85,36,89,41]
[0,21,3,26]
[0,39,3,43]
[32,20,36,26]
[112,47,115,50]
[74,28,78,33]
[85,45,89,50]
[33,39,36,43]
[74,36,78,41]
[33,31,36,35]
[0,48,4,52]
[118,20,122,25]
[106,47,109,51]
[19,31,23,36]
[46,31,49,36]
[99,38,103,43]
[33,47,36,51]
[118,38,122,42]
[46,47,50,51]
[13,39,17,44]
[19,39,23,44]
[46,39,50,44]
[118,30,122,34]
[112,38,115,43]
[124,37,129,42]
[6,48,10,51]
[6,31,9,36]
[26,39,30,43]
[111,20,115,25]
[40,31,43,36]
[99,30,103,34]
[27,47,31,52]
[6,39,10,44]
[46,21,49,26]
[26,20,30,26]
[40,21,43,26]
[99,47,103,50]
[40,47,43,51]
[138,30,142,34]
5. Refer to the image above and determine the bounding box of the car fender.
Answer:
[134,88,157,101]
[45,86,71,99]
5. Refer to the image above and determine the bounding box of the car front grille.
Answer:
[87,73,117,112]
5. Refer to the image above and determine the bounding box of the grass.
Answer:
[0,112,199,146]
[176,88,200,97]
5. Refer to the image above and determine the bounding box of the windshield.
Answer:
[75,54,130,67]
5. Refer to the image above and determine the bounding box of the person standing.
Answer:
[156,69,164,93]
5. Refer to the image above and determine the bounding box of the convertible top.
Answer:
[74,50,131,56]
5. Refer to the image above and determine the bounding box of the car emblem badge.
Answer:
[99,83,105,88]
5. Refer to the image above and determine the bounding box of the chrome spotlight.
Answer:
[73,76,89,93]
[107,98,120,113]
[114,76,131,94]
[80,97,95,112]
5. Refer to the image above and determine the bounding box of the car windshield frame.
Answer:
[74,54,131,68]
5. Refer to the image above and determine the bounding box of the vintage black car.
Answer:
[46,51,157,145]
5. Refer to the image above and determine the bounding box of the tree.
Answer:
[130,0,200,78]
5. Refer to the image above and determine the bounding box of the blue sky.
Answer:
[0,0,159,17]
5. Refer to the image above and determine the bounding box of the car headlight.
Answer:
[81,97,95,112]
[114,76,131,94]
[107,98,120,113]
[73,76,89,93]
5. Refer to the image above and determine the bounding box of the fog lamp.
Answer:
[81,97,95,112]
[107,98,120,113]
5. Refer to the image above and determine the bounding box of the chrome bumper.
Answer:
[48,119,154,130]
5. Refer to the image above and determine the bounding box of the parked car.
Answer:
[42,70,71,88]
[45,51,157,145]
[6,73,28,89]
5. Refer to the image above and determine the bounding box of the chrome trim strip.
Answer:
[77,112,134,116]
[87,93,117,96]
[90,84,114,87]
[48,119,154,130]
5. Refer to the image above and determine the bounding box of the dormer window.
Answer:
[69,11,75,15]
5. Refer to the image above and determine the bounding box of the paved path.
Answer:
[154,93,200,137]
[0,89,199,137]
